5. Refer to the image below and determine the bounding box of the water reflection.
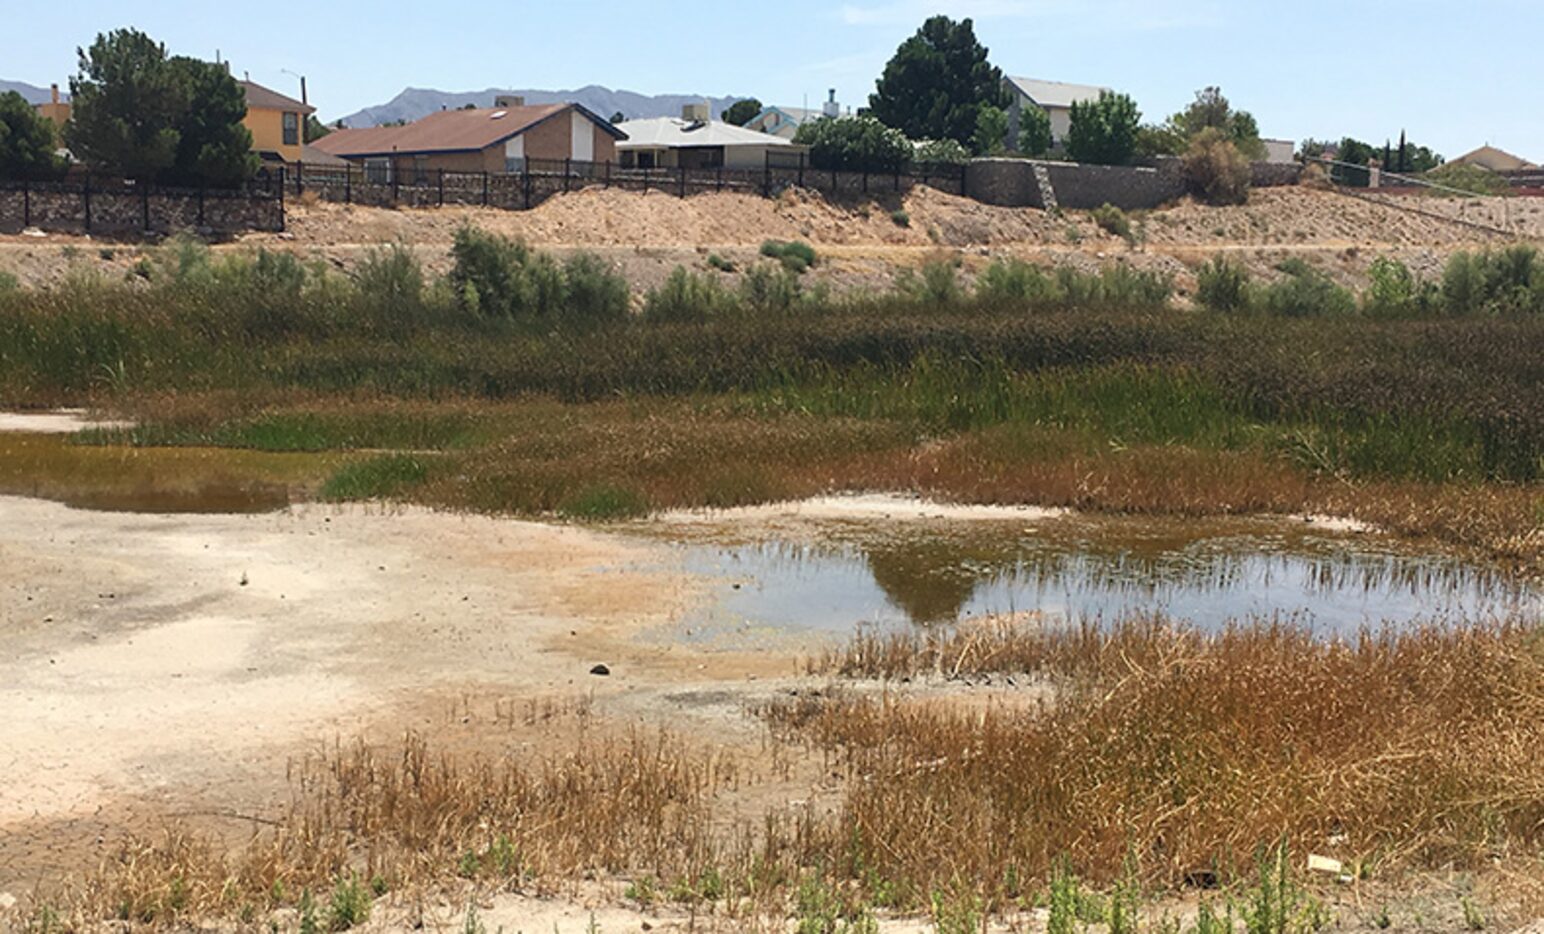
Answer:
[671,517,1538,636]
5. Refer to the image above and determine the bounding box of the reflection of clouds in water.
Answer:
[675,520,1539,636]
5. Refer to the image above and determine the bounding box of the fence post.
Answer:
[198,184,205,226]
[763,151,771,197]
[22,177,29,228]
[344,166,352,204]
[862,170,868,194]
[605,160,612,190]
[83,173,92,233]
[678,165,686,198]
[141,181,151,232]
[523,163,532,209]
[894,169,900,192]
[716,164,723,193]
[295,161,304,196]
[482,171,489,206]
[278,167,285,228]
[438,169,445,207]
[390,164,399,204]
[798,151,805,189]
[563,158,571,193]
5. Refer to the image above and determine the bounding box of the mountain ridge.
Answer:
[336,85,749,128]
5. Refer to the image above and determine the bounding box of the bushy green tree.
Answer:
[0,91,66,180]
[63,28,256,186]
[1183,128,1252,205]
[914,138,970,165]
[793,115,912,173]
[972,104,1008,156]
[1015,104,1052,157]
[721,98,762,126]
[1171,87,1265,160]
[1066,91,1141,165]
[867,16,1009,148]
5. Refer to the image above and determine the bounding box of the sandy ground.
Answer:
[2,185,1537,297]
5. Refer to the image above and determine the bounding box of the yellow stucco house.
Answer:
[32,76,314,164]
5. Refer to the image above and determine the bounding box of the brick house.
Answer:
[310,100,626,180]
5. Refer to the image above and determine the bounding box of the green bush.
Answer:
[1362,257,1436,318]
[760,240,818,274]
[1066,91,1141,166]
[0,270,18,293]
[321,455,430,501]
[740,262,803,314]
[1260,259,1355,317]
[1424,163,1510,197]
[895,259,962,306]
[706,253,736,273]
[913,138,970,165]
[1098,264,1173,309]
[642,266,739,323]
[975,258,1060,307]
[354,244,425,322]
[890,209,911,228]
[562,252,630,325]
[1183,128,1251,206]
[1441,246,1543,316]
[1196,255,1252,312]
[1092,204,1133,242]
[793,115,912,173]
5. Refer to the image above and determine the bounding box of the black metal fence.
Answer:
[280,152,967,213]
[0,173,286,235]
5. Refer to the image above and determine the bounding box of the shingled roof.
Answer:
[311,104,626,158]
[239,80,314,115]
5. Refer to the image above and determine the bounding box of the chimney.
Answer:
[822,89,840,119]
[681,102,710,123]
[495,94,525,108]
[50,83,60,104]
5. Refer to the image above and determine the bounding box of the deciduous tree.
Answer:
[1066,91,1141,166]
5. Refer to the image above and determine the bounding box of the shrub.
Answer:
[1092,203,1133,242]
[740,262,803,314]
[895,259,962,306]
[706,253,736,273]
[1441,246,1542,316]
[354,243,425,322]
[1424,163,1509,197]
[1196,255,1252,312]
[1362,257,1435,318]
[321,455,430,502]
[890,209,911,228]
[1183,128,1252,206]
[642,266,739,323]
[562,252,630,326]
[794,115,912,173]
[760,240,818,274]
[913,138,970,166]
[1260,258,1355,317]
[1099,264,1173,309]
[449,225,536,318]
[975,258,1059,307]
[1066,91,1141,166]
[0,269,18,293]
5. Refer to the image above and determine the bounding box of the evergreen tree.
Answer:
[868,16,1009,147]
[0,91,66,180]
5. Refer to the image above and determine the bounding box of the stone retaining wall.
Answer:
[0,182,283,236]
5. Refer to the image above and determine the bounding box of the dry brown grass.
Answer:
[787,618,1544,903]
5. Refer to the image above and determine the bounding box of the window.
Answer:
[364,158,391,184]
[414,155,429,184]
[282,112,299,146]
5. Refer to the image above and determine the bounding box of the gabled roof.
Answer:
[311,104,626,158]
[1448,145,1537,171]
[239,80,314,115]
[1005,77,1110,109]
[614,117,795,149]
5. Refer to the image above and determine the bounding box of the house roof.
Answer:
[1448,145,1537,170]
[239,80,314,115]
[300,144,349,166]
[614,117,795,149]
[1005,77,1110,109]
[311,104,626,158]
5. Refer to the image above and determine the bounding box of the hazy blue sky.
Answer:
[6,0,1540,158]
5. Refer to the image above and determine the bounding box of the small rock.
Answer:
[20,228,46,238]
[589,664,611,676]
[0,891,17,910]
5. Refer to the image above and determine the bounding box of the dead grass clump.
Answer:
[784,620,1544,898]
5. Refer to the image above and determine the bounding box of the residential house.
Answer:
[239,79,314,164]
[33,84,70,129]
[1447,145,1537,172]
[1003,76,1111,150]
[309,98,626,180]
[744,91,842,140]
[616,104,796,169]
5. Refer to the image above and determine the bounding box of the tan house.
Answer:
[1447,145,1537,172]
[615,104,796,169]
[310,100,625,178]
[1004,76,1111,149]
[239,79,313,164]
[32,76,314,164]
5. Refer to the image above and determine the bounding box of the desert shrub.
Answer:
[1441,246,1543,316]
[1259,258,1355,317]
[740,262,803,315]
[1183,128,1251,206]
[890,209,911,228]
[706,253,736,273]
[895,259,962,306]
[1099,264,1173,309]
[448,226,536,318]
[913,138,970,166]
[974,258,1060,307]
[561,252,630,326]
[642,267,739,323]
[760,240,818,274]
[354,244,425,322]
[1091,203,1133,242]
[1196,256,1253,312]
[1362,257,1435,318]
[0,269,18,293]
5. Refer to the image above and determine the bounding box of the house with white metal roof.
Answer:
[1003,76,1111,149]
[744,91,845,141]
[616,104,797,169]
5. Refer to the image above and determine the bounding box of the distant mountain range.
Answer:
[335,85,748,128]
[1,80,62,104]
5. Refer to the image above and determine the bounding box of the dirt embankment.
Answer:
[1,184,1537,294]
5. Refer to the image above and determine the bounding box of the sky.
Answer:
[5,0,1541,159]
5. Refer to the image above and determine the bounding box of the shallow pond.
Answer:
[646,511,1539,639]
